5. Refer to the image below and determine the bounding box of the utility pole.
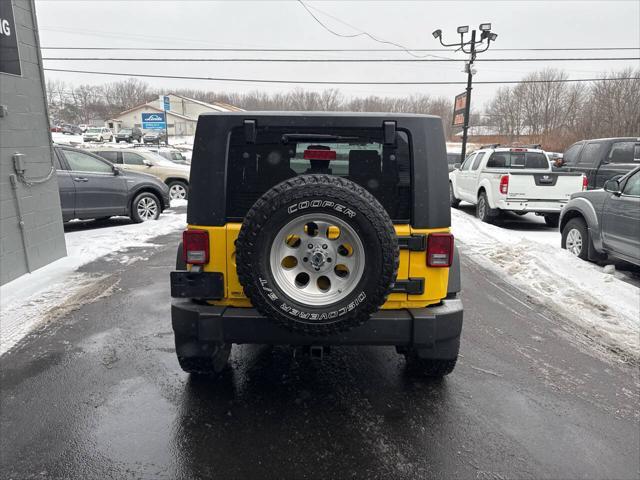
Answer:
[432,24,498,160]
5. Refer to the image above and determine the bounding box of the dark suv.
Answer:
[53,145,170,222]
[115,127,143,143]
[170,112,463,378]
[561,137,640,189]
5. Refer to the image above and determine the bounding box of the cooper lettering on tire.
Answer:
[236,175,398,335]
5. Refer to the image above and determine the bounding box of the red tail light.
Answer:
[303,149,337,161]
[183,230,209,265]
[499,175,509,195]
[582,175,588,191]
[427,233,454,267]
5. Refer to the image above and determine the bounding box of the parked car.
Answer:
[92,147,190,200]
[151,147,190,165]
[170,112,462,378]
[83,127,113,143]
[561,137,640,189]
[560,166,640,266]
[143,130,167,144]
[115,127,143,143]
[447,151,462,173]
[53,145,170,223]
[61,123,83,135]
[50,125,63,133]
[449,146,586,226]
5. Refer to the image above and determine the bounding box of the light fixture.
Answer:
[457,25,469,34]
[489,32,498,41]
[432,29,442,39]
[480,23,492,31]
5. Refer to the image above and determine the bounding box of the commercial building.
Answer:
[0,0,66,285]
[111,94,243,137]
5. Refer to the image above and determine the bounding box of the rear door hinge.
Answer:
[392,278,425,295]
[397,234,426,251]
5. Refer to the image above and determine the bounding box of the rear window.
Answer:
[608,142,639,164]
[226,127,411,221]
[486,151,549,169]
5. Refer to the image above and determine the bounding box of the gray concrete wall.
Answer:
[0,0,66,286]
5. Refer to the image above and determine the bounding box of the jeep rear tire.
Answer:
[404,351,457,378]
[236,175,399,336]
[176,342,231,376]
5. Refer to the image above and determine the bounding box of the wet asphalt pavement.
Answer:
[1,227,639,480]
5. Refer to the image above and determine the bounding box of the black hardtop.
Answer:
[188,111,450,229]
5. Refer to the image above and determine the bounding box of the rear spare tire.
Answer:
[236,175,399,336]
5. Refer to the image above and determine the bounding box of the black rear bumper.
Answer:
[171,298,463,360]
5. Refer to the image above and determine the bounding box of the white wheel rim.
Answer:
[269,213,365,307]
[169,184,187,200]
[137,197,158,220]
[566,228,583,256]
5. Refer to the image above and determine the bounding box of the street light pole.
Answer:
[461,29,476,161]
[432,24,497,161]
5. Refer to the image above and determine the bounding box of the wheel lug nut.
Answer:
[327,258,332,263]
[322,244,328,249]
[303,257,308,262]
[308,244,313,249]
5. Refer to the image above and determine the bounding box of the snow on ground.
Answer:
[170,199,188,208]
[51,132,83,145]
[0,210,186,355]
[452,206,640,360]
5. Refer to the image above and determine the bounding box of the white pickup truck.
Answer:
[449,146,586,227]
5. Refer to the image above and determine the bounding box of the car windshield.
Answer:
[86,128,101,133]
[120,129,132,134]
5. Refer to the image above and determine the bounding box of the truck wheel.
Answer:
[236,175,399,336]
[544,214,560,228]
[476,191,500,224]
[561,217,589,260]
[404,351,457,377]
[449,183,461,208]
[131,192,160,222]
[176,342,231,376]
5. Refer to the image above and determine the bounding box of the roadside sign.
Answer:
[163,96,170,111]
[0,1,21,76]
[452,92,467,127]
[141,112,166,130]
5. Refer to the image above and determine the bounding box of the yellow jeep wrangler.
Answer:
[171,112,463,377]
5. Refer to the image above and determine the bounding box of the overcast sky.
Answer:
[35,0,640,108]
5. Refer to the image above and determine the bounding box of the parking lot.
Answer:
[1,206,638,479]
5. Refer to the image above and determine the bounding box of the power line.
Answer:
[41,56,640,63]
[297,0,452,60]
[43,68,640,85]
[40,46,640,52]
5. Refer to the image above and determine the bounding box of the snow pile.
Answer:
[452,209,640,360]
[51,132,83,145]
[0,211,186,355]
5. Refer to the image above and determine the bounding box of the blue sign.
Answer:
[163,96,170,111]
[141,112,166,130]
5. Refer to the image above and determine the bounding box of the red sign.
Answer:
[452,92,467,127]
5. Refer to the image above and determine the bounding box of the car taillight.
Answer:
[427,233,454,267]
[183,229,209,265]
[582,175,588,191]
[499,175,509,195]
